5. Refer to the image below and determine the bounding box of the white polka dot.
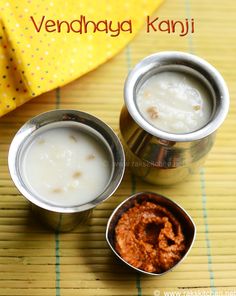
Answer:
[45,51,49,55]
[16,23,20,27]
[5,2,10,7]
[24,8,29,12]
[36,66,40,70]
[49,2,54,6]
[51,38,55,42]
[26,44,31,48]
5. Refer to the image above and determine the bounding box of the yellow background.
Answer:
[0,0,160,116]
[0,0,236,295]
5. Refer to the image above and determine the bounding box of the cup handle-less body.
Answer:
[121,52,229,185]
[31,204,92,232]
[120,106,215,185]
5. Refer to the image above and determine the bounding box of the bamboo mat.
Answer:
[0,0,236,295]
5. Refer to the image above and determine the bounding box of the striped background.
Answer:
[0,0,236,295]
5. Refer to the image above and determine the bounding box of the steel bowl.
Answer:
[120,51,229,185]
[8,109,125,232]
[106,191,196,276]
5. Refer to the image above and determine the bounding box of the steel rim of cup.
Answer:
[8,109,125,214]
[124,51,230,142]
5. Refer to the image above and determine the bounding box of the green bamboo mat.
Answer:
[0,0,236,295]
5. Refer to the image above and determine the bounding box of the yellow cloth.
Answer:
[0,0,162,117]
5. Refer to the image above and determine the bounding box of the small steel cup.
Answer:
[120,51,229,185]
[106,192,196,276]
[8,109,125,232]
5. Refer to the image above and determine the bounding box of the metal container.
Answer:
[8,109,125,232]
[120,51,229,185]
[106,191,196,276]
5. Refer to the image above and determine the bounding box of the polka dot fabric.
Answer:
[0,0,163,116]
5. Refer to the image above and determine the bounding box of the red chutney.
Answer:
[115,201,186,273]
